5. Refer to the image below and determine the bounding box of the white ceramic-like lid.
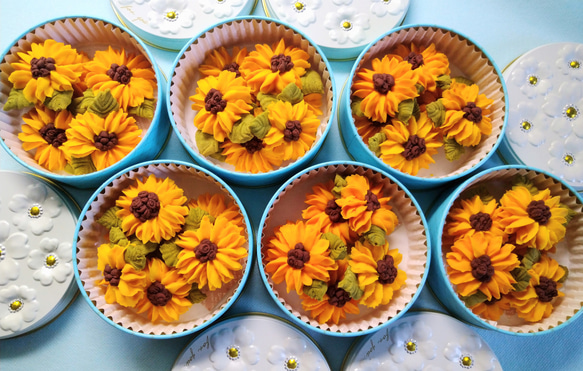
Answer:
[172,314,330,370]
[263,0,410,60]
[342,311,501,370]
[500,42,583,192]
[0,171,78,338]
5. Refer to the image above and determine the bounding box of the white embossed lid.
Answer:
[0,171,78,339]
[342,311,502,370]
[263,0,410,60]
[111,0,257,51]
[172,313,330,370]
[498,42,583,192]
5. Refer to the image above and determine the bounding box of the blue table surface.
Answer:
[1,1,582,370]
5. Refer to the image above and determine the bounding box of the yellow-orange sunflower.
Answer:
[335,174,399,235]
[187,193,245,231]
[8,39,84,105]
[304,93,324,116]
[198,46,248,78]
[389,43,450,92]
[190,70,253,142]
[508,255,566,322]
[446,232,519,301]
[354,115,397,144]
[175,215,247,291]
[96,243,148,308]
[439,80,494,147]
[116,174,189,244]
[469,295,511,322]
[498,186,568,251]
[351,55,419,123]
[264,220,337,294]
[263,100,320,161]
[221,137,284,173]
[135,258,192,322]
[444,195,506,243]
[378,111,443,176]
[84,46,157,110]
[239,39,311,95]
[18,105,73,171]
[63,110,142,171]
[349,241,407,308]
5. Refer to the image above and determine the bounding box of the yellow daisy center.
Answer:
[569,60,580,69]
[28,205,42,218]
[286,357,299,370]
[520,120,532,131]
[563,153,575,165]
[565,106,578,119]
[461,355,473,367]
[528,75,538,85]
[227,346,240,359]
[45,254,58,267]
[405,340,417,353]
[166,11,177,19]
[9,299,23,312]
[294,1,304,11]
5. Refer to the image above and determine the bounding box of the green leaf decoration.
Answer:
[249,111,271,139]
[331,174,348,199]
[109,226,129,246]
[560,203,577,225]
[229,115,255,144]
[89,89,119,117]
[511,266,532,292]
[187,284,207,304]
[300,70,325,95]
[184,207,214,231]
[415,83,425,95]
[44,90,74,111]
[195,130,222,157]
[257,92,279,110]
[426,100,446,127]
[303,279,328,301]
[435,75,452,90]
[368,132,387,157]
[97,206,122,229]
[558,265,569,283]
[460,290,488,307]
[66,155,97,175]
[321,232,347,260]
[159,240,182,267]
[396,99,414,123]
[277,82,304,105]
[362,225,386,246]
[128,98,155,119]
[453,76,475,86]
[350,98,364,117]
[443,138,466,162]
[3,88,34,111]
[70,89,95,116]
[521,248,541,270]
[511,175,539,195]
[460,185,494,205]
[124,242,152,270]
[338,266,364,300]
[412,97,421,120]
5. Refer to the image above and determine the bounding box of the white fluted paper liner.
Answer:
[440,167,583,333]
[348,25,506,179]
[75,162,251,336]
[0,17,162,187]
[168,17,334,177]
[259,163,429,334]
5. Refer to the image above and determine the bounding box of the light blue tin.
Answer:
[427,164,583,336]
[338,24,508,191]
[0,16,168,189]
[73,160,253,338]
[166,16,336,187]
[257,160,430,337]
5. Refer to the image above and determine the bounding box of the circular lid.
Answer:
[0,171,78,339]
[263,0,410,61]
[111,0,257,51]
[499,42,583,192]
[342,311,501,370]
[172,313,330,370]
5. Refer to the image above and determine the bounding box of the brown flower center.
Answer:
[324,199,346,223]
[462,102,482,123]
[471,255,494,283]
[287,243,310,269]
[130,191,160,222]
[194,238,218,263]
[403,134,426,160]
[404,51,424,70]
[106,63,133,84]
[241,136,264,154]
[327,284,351,308]
[204,88,227,114]
[103,264,121,286]
[147,281,172,306]
[535,276,558,303]
[527,200,551,225]
[39,123,67,147]
[94,131,118,151]
[371,117,392,128]
[372,73,395,94]
[222,62,241,77]
[377,255,398,284]
[470,212,493,232]
[270,54,294,73]
[365,190,381,212]
[283,120,302,142]
[30,57,56,79]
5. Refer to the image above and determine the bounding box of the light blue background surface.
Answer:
[1,1,582,370]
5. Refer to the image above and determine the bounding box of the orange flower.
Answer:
[444,195,506,243]
[389,43,450,92]
[198,46,248,78]
[221,137,284,174]
[469,295,511,321]
[187,193,245,231]
[354,116,396,144]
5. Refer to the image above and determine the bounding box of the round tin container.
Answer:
[263,0,410,61]
[0,171,79,339]
[172,313,331,370]
[111,0,258,51]
[497,42,583,192]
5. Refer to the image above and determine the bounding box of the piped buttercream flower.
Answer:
[389,42,450,92]
[175,215,247,291]
[198,46,248,78]
[63,110,142,171]
[27,237,72,286]
[8,182,62,236]
[220,137,285,173]
[18,105,73,171]
[354,115,395,144]
[116,174,189,244]
[0,221,30,285]
[443,195,506,243]
[469,295,511,322]
[352,55,419,123]
[0,285,39,332]
[187,193,245,231]
[148,0,196,35]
